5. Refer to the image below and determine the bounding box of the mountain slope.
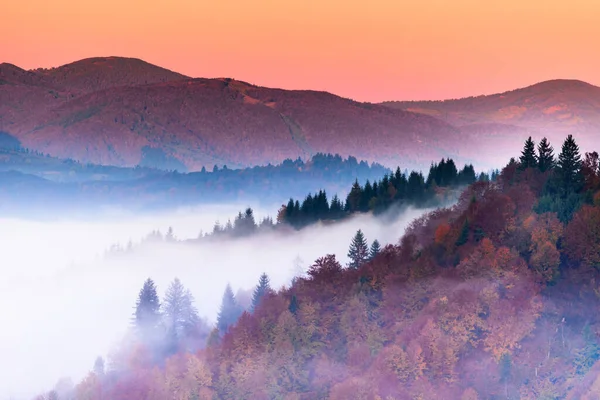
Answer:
[1,58,462,170]
[382,79,600,153]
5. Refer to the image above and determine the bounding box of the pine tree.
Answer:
[289,294,299,315]
[346,180,362,212]
[133,278,162,342]
[250,273,272,312]
[347,229,369,269]
[93,356,105,377]
[456,219,470,246]
[369,239,381,260]
[329,194,343,219]
[162,278,200,348]
[557,134,583,194]
[519,136,538,170]
[216,284,243,334]
[538,137,556,172]
[165,226,175,242]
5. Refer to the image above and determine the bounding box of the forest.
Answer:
[34,134,600,400]
[0,146,391,214]
[112,157,488,250]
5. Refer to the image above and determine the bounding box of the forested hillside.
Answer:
[35,135,600,400]
[0,150,390,214]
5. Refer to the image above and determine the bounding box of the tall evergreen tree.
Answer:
[329,194,344,219]
[456,219,470,246]
[133,278,162,342]
[346,180,362,212]
[216,284,243,334]
[557,134,583,194]
[162,278,200,351]
[289,294,299,315]
[519,136,538,170]
[538,137,556,172]
[250,273,272,312]
[369,239,381,260]
[93,356,105,377]
[347,229,369,269]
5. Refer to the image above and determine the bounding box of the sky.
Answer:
[1,0,599,102]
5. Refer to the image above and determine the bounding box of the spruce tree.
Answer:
[557,134,583,194]
[289,294,299,315]
[216,284,243,334]
[162,278,200,350]
[93,356,105,377]
[250,273,272,312]
[346,180,362,212]
[538,137,556,172]
[347,229,369,269]
[369,239,381,260]
[456,219,470,246]
[519,136,538,170]
[330,195,343,219]
[133,278,162,342]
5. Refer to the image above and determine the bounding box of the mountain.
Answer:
[382,79,600,160]
[0,57,462,172]
[38,140,600,400]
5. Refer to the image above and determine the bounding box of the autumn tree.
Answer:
[582,151,600,191]
[250,273,272,312]
[348,229,369,269]
[564,205,600,271]
[519,136,538,170]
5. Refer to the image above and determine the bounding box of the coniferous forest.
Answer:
[33,135,600,400]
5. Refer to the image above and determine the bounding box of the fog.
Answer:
[0,203,431,399]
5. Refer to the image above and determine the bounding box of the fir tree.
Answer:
[165,226,175,242]
[216,284,243,334]
[133,278,161,342]
[456,219,470,246]
[289,294,299,315]
[368,239,381,260]
[93,356,105,377]
[250,273,272,312]
[346,180,362,212]
[557,134,583,194]
[329,194,344,219]
[519,136,538,170]
[162,278,200,349]
[347,229,369,269]
[538,137,556,172]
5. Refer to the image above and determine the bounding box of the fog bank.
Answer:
[0,204,430,399]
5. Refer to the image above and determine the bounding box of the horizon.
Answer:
[2,0,599,102]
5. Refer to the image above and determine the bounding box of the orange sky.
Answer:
[1,0,599,102]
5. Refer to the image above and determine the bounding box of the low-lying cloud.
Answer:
[0,203,430,399]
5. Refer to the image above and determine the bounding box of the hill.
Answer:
[0,148,393,215]
[1,57,462,171]
[382,79,600,159]
[36,135,600,400]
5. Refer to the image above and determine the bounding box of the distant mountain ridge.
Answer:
[0,56,463,172]
[381,79,600,159]
[2,57,599,172]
